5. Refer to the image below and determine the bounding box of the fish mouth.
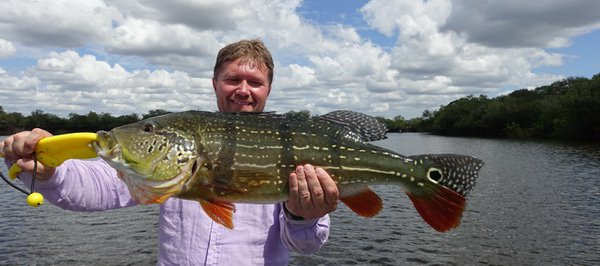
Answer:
[91,130,121,161]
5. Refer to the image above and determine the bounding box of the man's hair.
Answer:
[213,39,274,86]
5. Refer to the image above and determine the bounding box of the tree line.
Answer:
[418,74,600,140]
[0,108,171,135]
[374,73,599,140]
[1,73,599,140]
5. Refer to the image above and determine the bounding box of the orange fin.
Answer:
[340,187,382,217]
[407,186,465,232]
[151,193,174,204]
[199,200,236,229]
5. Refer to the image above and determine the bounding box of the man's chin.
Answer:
[226,104,255,113]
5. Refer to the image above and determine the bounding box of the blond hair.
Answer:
[213,39,274,85]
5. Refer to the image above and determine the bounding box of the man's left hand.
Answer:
[285,164,339,220]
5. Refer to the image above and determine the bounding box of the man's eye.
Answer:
[248,81,263,87]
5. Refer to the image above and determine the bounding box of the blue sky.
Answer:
[1,0,599,119]
[534,31,600,78]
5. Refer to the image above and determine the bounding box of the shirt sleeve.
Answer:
[12,158,137,211]
[278,202,330,255]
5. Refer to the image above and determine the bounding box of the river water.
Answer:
[1,133,598,265]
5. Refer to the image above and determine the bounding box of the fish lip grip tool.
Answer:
[1,132,98,207]
[35,132,98,168]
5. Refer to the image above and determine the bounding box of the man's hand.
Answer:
[0,128,55,180]
[285,164,339,220]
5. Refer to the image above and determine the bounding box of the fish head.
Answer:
[92,115,199,204]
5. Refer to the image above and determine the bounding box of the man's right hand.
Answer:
[1,128,56,180]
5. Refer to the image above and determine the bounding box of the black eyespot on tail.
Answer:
[429,169,442,182]
[410,154,484,197]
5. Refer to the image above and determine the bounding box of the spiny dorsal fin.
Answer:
[319,110,387,141]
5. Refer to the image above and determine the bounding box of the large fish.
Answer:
[92,110,484,232]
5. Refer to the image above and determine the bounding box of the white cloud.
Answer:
[0,0,599,119]
[0,39,16,59]
[2,50,214,116]
[358,0,571,104]
[0,0,120,47]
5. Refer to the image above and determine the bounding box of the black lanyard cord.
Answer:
[0,154,39,195]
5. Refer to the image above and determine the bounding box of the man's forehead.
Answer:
[231,57,267,71]
[221,59,268,77]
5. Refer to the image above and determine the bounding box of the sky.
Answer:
[1,0,599,119]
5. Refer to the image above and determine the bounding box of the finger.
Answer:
[2,135,18,162]
[315,167,339,209]
[23,128,52,155]
[287,172,299,206]
[12,131,32,158]
[304,164,325,209]
[295,165,311,209]
[16,158,54,180]
[16,158,33,172]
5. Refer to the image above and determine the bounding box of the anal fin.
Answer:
[340,186,382,217]
[407,186,465,232]
[200,200,236,229]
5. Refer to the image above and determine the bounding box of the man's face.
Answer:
[213,58,271,113]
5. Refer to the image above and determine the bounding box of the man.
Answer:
[1,39,339,265]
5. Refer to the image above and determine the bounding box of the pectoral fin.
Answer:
[199,200,236,229]
[340,186,382,217]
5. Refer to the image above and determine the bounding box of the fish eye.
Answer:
[142,122,155,133]
[428,168,442,183]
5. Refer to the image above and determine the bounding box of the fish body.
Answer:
[93,110,484,232]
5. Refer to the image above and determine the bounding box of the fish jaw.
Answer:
[92,131,195,204]
[114,159,196,204]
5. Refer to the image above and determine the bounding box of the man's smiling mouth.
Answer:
[232,100,252,106]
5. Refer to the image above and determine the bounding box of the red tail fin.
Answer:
[407,186,465,232]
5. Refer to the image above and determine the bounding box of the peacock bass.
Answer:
[92,110,484,232]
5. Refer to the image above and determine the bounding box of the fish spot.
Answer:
[428,168,443,183]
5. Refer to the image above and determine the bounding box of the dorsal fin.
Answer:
[318,110,387,141]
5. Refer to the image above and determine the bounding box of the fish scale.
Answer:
[93,110,484,232]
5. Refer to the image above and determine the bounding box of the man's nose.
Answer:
[235,80,250,96]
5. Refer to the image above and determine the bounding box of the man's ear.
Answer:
[212,77,217,92]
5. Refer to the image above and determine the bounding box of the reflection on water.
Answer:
[1,134,599,265]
